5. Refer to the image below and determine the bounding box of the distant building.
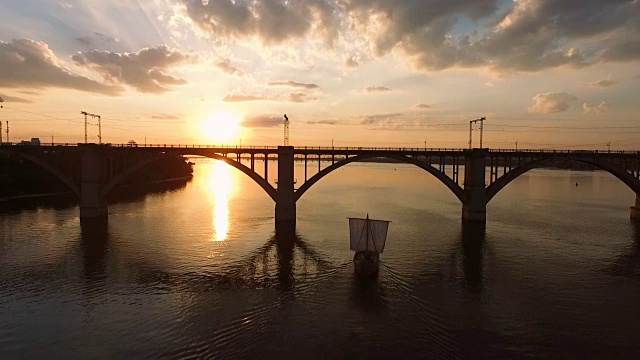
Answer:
[18,138,41,146]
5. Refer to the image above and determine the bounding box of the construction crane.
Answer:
[283,114,290,146]
[469,117,486,149]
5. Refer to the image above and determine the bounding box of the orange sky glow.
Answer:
[1,1,639,150]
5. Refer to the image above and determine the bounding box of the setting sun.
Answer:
[200,110,243,144]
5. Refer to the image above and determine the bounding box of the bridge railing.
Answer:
[487,148,640,154]
[2,143,639,154]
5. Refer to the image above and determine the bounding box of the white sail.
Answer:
[349,217,390,253]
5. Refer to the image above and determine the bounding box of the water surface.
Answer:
[1,161,639,358]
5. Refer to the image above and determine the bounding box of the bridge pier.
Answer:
[630,194,640,220]
[462,149,487,223]
[80,147,108,226]
[275,146,296,227]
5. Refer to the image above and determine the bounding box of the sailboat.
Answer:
[348,214,391,277]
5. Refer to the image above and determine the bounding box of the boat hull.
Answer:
[353,251,379,277]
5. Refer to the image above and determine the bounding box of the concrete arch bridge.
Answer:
[2,144,640,227]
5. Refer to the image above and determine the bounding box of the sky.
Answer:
[0,0,639,149]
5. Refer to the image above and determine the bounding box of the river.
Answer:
[1,161,639,358]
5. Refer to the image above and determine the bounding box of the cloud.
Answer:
[71,45,194,94]
[588,76,616,88]
[0,38,121,95]
[528,92,578,114]
[364,86,392,93]
[181,1,640,73]
[216,59,244,76]
[242,115,282,128]
[0,94,34,104]
[74,32,117,49]
[183,0,340,46]
[412,103,433,111]
[288,92,317,103]
[583,101,609,114]
[359,112,406,125]
[268,80,319,89]
[151,114,181,120]
[345,55,359,68]
[307,119,338,125]
[223,93,271,102]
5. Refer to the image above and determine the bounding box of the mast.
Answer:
[366,214,370,251]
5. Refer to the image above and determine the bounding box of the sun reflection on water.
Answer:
[207,161,236,242]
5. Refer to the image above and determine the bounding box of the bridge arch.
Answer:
[100,153,277,202]
[294,153,466,203]
[485,157,640,204]
[8,151,81,199]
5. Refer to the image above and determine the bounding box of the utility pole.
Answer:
[80,111,101,144]
[424,139,427,150]
[283,114,290,146]
[0,96,3,143]
[607,141,611,152]
[97,115,102,144]
[515,141,518,151]
[51,136,54,146]
[468,117,486,149]
[5,121,8,143]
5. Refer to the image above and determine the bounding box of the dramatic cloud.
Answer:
[0,39,121,95]
[588,76,616,88]
[364,86,391,93]
[528,92,578,114]
[268,80,319,89]
[75,32,117,49]
[0,94,34,104]
[222,93,271,102]
[412,103,433,111]
[183,0,340,46]
[288,92,317,103]
[583,101,609,114]
[242,115,282,128]
[216,59,244,76]
[181,0,640,73]
[71,45,193,94]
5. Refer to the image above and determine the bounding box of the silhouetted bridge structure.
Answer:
[2,144,640,228]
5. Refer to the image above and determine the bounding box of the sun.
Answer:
[201,110,243,144]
